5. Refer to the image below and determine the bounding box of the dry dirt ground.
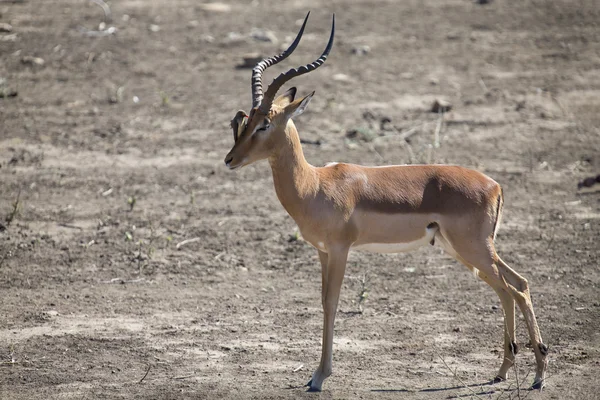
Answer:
[1,0,599,399]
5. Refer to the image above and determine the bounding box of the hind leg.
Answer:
[452,254,518,382]
[495,256,547,389]
[436,232,516,380]
[439,229,547,389]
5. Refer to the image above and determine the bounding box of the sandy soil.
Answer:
[1,0,599,399]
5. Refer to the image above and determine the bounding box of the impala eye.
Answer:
[256,124,270,132]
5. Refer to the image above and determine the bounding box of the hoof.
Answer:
[532,379,544,390]
[307,386,322,392]
[305,379,312,387]
[493,375,506,384]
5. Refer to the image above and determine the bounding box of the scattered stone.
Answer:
[431,98,452,113]
[0,78,17,98]
[453,327,462,332]
[187,20,200,28]
[0,87,18,98]
[149,24,160,32]
[200,34,215,43]
[43,310,59,318]
[250,28,277,43]
[198,3,232,12]
[237,52,263,69]
[578,175,600,189]
[0,33,18,42]
[351,45,370,56]
[21,56,45,66]
[346,127,377,142]
[429,77,439,85]
[332,73,352,82]
[0,23,12,32]
[380,116,392,131]
[225,32,246,44]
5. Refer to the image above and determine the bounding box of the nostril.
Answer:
[225,155,233,165]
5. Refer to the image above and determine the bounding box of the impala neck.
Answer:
[268,121,318,218]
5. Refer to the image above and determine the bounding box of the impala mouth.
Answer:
[225,156,244,170]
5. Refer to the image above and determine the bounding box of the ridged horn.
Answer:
[251,12,310,108]
[258,14,335,115]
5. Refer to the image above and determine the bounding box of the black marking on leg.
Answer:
[538,343,548,356]
[493,375,505,384]
[305,379,312,387]
[510,341,519,355]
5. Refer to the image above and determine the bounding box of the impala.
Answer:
[224,13,548,392]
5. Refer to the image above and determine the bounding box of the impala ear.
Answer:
[230,110,248,142]
[284,91,314,120]
[274,87,297,108]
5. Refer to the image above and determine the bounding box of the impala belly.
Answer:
[352,223,437,253]
[350,212,439,254]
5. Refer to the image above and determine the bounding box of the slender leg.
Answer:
[307,246,349,391]
[496,257,547,389]
[454,253,517,382]
[441,230,547,390]
[318,250,328,308]
[492,286,517,381]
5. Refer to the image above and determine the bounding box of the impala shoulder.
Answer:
[319,163,368,183]
[318,161,349,176]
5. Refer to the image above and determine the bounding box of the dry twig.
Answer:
[4,189,21,229]
[176,237,201,249]
[138,364,151,384]
[173,374,196,380]
[101,278,146,284]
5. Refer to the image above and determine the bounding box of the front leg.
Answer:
[307,246,349,391]
[318,250,328,307]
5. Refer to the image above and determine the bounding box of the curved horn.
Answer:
[258,14,335,115]
[251,12,310,108]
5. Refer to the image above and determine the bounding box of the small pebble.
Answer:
[351,45,370,56]
[21,56,45,66]
[431,98,452,113]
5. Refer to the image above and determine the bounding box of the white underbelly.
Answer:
[351,225,437,254]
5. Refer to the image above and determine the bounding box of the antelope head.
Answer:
[224,12,335,170]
